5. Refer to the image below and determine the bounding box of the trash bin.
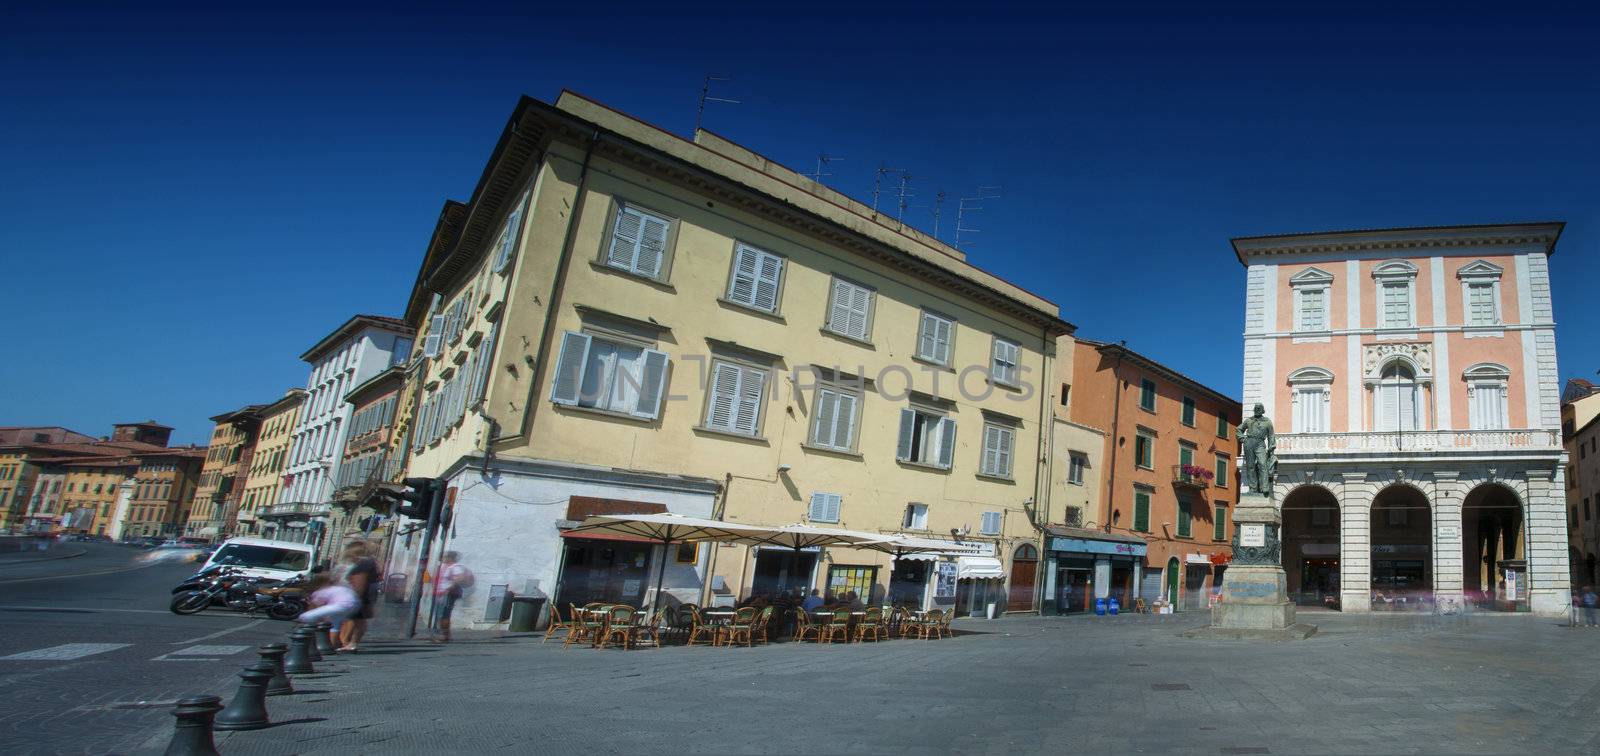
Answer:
[985,602,997,619]
[1094,598,1107,616]
[509,596,545,633]
[1107,597,1120,615]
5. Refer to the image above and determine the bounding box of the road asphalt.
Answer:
[0,543,293,755]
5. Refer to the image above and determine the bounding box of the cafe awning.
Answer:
[957,556,1005,579]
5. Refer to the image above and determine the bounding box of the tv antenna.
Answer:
[810,153,843,182]
[932,190,948,239]
[695,74,740,132]
[955,185,1001,248]
[871,164,904,213]
[895,172,915,222]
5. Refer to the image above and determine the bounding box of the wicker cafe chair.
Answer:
[542,603,573,644]
[720,606,759,647]
[599,605,638,650]
[752,606,775,645]
[820,609,852,644]
[908,609,940,641]
[564,603,607,649]
[685,605,718,647]
[854,607,884,643]
[793,607,822,643]
[629,605,667,649]
[938,608,954,639]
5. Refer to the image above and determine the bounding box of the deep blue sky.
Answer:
[3,2,1596,445]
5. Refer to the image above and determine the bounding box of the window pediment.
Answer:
[1372,259,1419,279]
[1462,362,1510,381]
[1456,259,1504,280]
[1288,267,1335,286]
[1287,366,1335,384]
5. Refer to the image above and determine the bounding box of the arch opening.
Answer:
[1371,485,1432,608]
[1281,485,1340,609]
[1462,483,1524,611]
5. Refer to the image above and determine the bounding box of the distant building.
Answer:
[1564,378,1600,586]
[327,365,405,547]
[0,423,206,537]
[237,390,306,538]
[1236,223,1568,616]
[185,405,266,540]
[0,427,95,445]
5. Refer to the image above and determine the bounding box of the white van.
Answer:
[202,537,317,582]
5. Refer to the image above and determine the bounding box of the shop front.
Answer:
[1042,526,1147,614]
[888,538,992,612]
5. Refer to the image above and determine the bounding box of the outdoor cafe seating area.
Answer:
[544,600,957,650]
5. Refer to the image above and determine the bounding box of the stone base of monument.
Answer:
[1183,493,1318,642]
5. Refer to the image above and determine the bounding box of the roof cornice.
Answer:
[1231,222,1565,266]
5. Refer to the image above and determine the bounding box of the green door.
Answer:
[1166,557,1180,604]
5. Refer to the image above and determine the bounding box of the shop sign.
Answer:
[1049,537,1147,557]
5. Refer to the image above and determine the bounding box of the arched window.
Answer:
[1463,363,1511,430]
[1287,367,1334,433]
[1376,361,1419,431]
[1014,543,1039,561]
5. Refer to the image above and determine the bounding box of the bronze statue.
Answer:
[1238,403,1277,496]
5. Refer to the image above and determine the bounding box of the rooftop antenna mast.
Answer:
[810,153,843,182]
[932,190,948,239]
[955,185,1001,249]
[895,172,915,222]
[871,164,904,213]
[695,74,740,133]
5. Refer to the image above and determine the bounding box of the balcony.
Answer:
[1172,465,1213,490]
[261,501,330,521]
[1276,429,1562,460]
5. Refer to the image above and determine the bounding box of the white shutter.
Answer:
[936,417,957,469]
[992,338,1018,385]
[933,317,952,363]
[636,213,669,277]
[753,251,781,312]
[728,245,758,305]
[996,426,1013,477]
[917,314,938,360]
[809,492,829,521]
[981,425,1001,476]
[633,349,669,420]
[733,365,764,435]
[847,284,870,338]
[896,409,916,461]
[492,193,527,273]
[470,325,497,405]
[833,392,857,450]
[550,332,592,406]
[607,207,642,269]
[981,511,1001,536]
[812,388,838,447]
[1377,384,1397,432]
[1398,383,1416,431]
[423,316,445,358]
[824,493,842,523]
[706,363,740,431]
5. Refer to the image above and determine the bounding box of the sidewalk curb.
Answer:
[0,547,87,565]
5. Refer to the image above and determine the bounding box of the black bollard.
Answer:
[283,628,316,675]
[164,695,223,756]
[213,663,274,731]
[256,644,293,696]
[315,621,338,657]
[299,624,324,663]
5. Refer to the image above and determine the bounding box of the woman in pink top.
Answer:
[431,551,474,643]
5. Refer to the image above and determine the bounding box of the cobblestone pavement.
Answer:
[122,609,1600,755]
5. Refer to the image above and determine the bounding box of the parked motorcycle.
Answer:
[169,568,303,619]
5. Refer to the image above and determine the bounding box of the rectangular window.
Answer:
[979,511,1002,536]
[1467,282,1496,325]
[1177,498,1192,538]
[1214,503,1227,541]
[1134,429,1154,469]
[903,502,929,530]
[674,542,699,564]
[491,188,530,273]
[604,202,672,279]
[1133,489,1151,532]
[1214,453,1228,488]
[825,278,873,341]
[1468,383,1508,430]
[809,491,843,523]
[549,331,670,420]
[809,385,860,452]
[1067,453,1087,485]
[1381,281,1411,328]
[1139,379,1156,411]
[1179,444,1195,469]
[915,311,954,366]
[897,407,956,469]
[1181,397,1196,426]
[725,242,784,313]
[979,423,1015,478]
[990,336,1020,387]
[1294,388,1330,433]
[1299,287,1327,331]
[704,360,767,436]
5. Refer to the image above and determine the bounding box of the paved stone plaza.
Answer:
[136,611,1600,755]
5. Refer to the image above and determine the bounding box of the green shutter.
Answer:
[1182,397,1195,425]
[1140,380,1156,410]
[1134,490,1150,532]
[1180,445,1194,468]
[1214,504,1226,541]
[1216,415,1228,439]
[1177,499,1191,537]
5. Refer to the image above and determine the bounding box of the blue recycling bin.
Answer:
[1094,598,1106,616]
[1108,597,1120,615]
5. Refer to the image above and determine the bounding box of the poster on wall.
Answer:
[935,562,957,599]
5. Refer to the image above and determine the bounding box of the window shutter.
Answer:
[1397,383,1416,431]
[728,245,758,305]
[896,409,915,461]
[933,318,952,363]
[813,388,838,446]
[470,325,497,405]
[809,492,829,521]
[492,198,525,273]
[754,251,782,312]
[996,426,1012,477]
[706,363,739,430]
[936,417,957,469]
[607,207,642,270]
[633,349,669,419]
[825,493,842,523]
[1134,491,1150,532]
[981,425,1000,475]
[550,332,592,406]
[734,366,764,434]
[423,316,445,358]
[847,284,870,338]
[636,213,670,277]
[833,392,857,450]
[918,314,938,360]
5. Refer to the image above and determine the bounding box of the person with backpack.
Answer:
[431,550,474,643]
[1582,585,1598,627]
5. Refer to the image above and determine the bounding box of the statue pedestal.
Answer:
[1184,493,1317,641]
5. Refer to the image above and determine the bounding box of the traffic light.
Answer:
[393,477,439,521]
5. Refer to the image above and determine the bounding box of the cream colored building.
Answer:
[238,389,305,538]
[391,92,1073,627]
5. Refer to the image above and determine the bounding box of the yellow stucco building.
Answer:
[236,389,305,538]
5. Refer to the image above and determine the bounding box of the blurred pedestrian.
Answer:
[338,541,380,652]
[431,551,474,643]
[298,573,360,626]
[1582,585,1598,627]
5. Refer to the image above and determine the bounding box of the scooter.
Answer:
[170,567,251,615]
[253,575,307,620]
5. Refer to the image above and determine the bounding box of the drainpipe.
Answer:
[1103,342,1128,534]
[1032,324,1054,614]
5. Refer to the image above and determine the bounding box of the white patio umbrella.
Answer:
[755,524,895,593]
[563,513,779,608]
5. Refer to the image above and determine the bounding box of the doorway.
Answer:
[1462,483,1524,610]
[889,559,931,606]
[1008,544,1038,611]
[1371,485,1432,608]
[1281,485,1340,607]
[1182,564,1209,610]
[752,549,817,599]
[1165,557,1180,605]
[1057,560,1092,613]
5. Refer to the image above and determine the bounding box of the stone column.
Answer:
[1431,470,1466,613]
[1524,468,1572,616]
[1340,472,1373,612]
